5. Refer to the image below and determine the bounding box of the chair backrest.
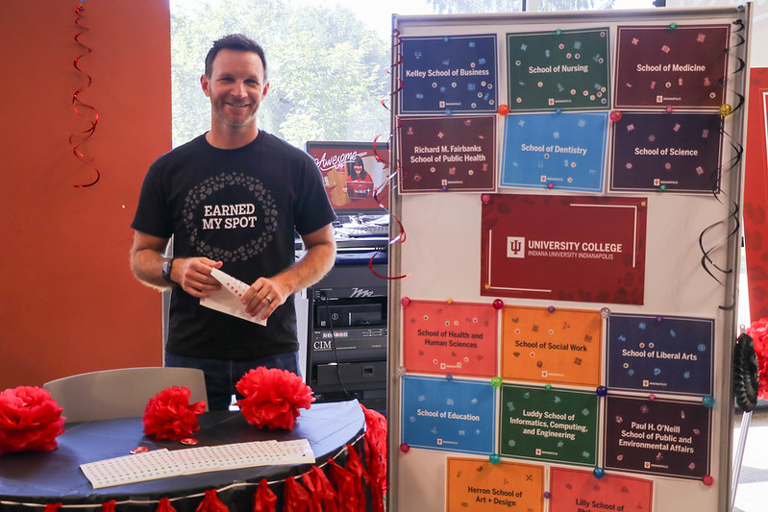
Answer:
[43,367,208,423]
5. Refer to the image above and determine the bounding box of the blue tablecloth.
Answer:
[0,400,365,512]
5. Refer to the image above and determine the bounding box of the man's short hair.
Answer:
[204,34,267,80]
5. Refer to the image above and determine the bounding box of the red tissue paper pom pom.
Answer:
[142,386,206,441]
[746,318,768,400]
[0,385,65,454]
[236,367,314,431]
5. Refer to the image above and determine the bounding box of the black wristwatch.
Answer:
[161,258,175,284]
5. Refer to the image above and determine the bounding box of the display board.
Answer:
[387,6,750,512]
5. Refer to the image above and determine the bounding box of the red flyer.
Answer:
[480,194,648,305]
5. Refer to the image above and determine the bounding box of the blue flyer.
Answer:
[400,34,498,114]
[401,375,496,454]
[500,112,608,192]
[606,313,714,396]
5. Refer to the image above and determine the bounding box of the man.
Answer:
[130,34,337,410]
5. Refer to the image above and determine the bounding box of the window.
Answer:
[171,0,653,148]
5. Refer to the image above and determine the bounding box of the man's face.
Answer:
[201,49,269,129]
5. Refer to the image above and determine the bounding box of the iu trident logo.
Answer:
[507,237,525,258]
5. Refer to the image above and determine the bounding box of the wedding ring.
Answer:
[265,295,273,303]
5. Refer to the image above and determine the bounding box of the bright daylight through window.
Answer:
[170,0,653,149]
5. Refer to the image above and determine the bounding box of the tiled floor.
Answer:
[732,406,768,511]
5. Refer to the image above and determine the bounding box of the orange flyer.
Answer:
[446,457,544,511]
[501,305,602,386]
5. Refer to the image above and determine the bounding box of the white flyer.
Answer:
[199,268,267,326]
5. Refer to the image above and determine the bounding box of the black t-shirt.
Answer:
[131,131,336,358]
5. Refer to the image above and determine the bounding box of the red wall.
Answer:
[0,0,171,388]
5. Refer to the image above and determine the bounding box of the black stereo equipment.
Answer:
[306,259,388,412]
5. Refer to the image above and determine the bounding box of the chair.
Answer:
[43,367,208,423]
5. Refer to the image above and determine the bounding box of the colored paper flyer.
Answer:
[603,396,711,479]
[399,115,496,192]
[610,112,723,193]
[402,300,498,378]
[499,384,599,466]
[549,467,654,512]
[400,34,498,114]
[447,457,544,511]
[500,112,608,192]
[607,313,714,396]
[501,306,602,387]
[401,375,496,454]
[507,28,611,111]
[481,194,648,305]
[614,25,730,109]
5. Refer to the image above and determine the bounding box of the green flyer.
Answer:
[499,384,599,466]
[507,28,611,111]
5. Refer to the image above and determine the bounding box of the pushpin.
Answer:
[544,492,552,499]
[648,393,656,401]
[720,104,732,117]
[596,386,608,397]
[447,298,454,304]
[555,108,562,114]
[396,366,407,377]
[555,29,563,35]
[545,383,552,390]
[669,22,678,30]
[609,110,623,122]
[441,184,449,192]
[498,104,510,116]
[482,194,491,204]
[401,296,411,307]
[445,108,453,116]
[489,453,501,464]
[656,316,664,323]
[493,299,504,310]
[702,475,714,486]
[702,395,715,408]
[659,184,667,192]
[547,182,555,189]
[400,443,410,453]
[491,376,503,388]
[665,105,674,113]
[593,468,605,479]
[548,305,556,313]
[446,374,453,381]
[600,307,611,319]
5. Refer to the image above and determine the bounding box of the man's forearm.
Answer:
[276,240,336,295]
[131,248,170,290]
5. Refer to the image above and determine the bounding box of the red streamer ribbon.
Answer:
[328,459,359,511]
[369,134,409,281]
[303,466,339,512]
[156,498,178,512]
[101,501,116,512]
[70,3,100,188]
[252,479,277,512]
[344,445,371,512]
[362,405,388,501]
[195,489,229,512]
[283,476,311,512]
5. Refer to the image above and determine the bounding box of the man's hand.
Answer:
[242,276,290,320]
[173,257,223,298]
